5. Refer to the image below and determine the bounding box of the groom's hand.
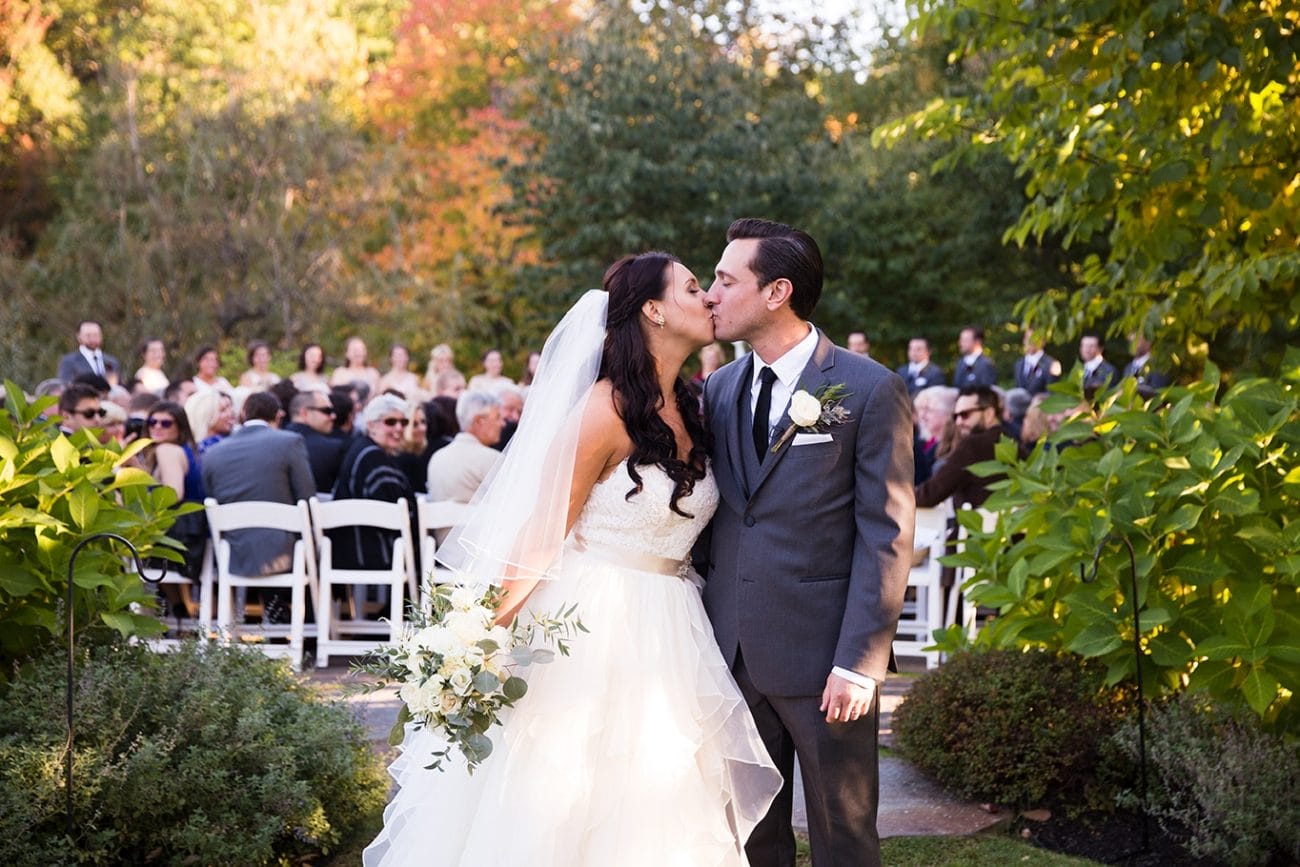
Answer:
[820,672,876,724]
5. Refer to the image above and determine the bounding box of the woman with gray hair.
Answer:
[329,393,414,571]
[913,385,959,484]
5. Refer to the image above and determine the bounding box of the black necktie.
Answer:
[753,367,777,462]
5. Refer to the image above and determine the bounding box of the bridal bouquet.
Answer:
[354,583,584,772]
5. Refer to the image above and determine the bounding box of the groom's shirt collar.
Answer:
[750,322,818,397]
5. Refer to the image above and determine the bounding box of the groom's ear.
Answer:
[765,277,795,311]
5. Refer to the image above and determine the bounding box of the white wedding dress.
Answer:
[364,461,782,866]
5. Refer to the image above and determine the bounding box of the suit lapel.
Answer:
[708,358,751,515]
[748,331,835,501]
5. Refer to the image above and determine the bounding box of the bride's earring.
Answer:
[655,314,666,328]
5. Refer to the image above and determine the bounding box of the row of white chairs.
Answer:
[148,496,475,670]
[894,503,996,669]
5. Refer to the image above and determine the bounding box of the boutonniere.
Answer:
[770,383,852,453]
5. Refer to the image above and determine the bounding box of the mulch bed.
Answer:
[1015,808,1221,866]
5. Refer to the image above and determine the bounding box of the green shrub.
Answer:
[894,648,1129,808]
[0,641,388,866]
[1116,694,1300,867]
[0,382,195,682]
[936,360,1300,733]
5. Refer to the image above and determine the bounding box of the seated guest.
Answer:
[134,338,170,395]
[268,379,299,427]
[433,368,466,399]
[238,341,281,391]
[100,402,127,445]
[424,396,457,457]
[427,391,503,505]
[912,385,957,485]
[141,401,207,581]
[329,394,414,570]
[56,383,105,437]
[915,385,1007,510]
[34,378,65,400]
[291,342,330,392]
[329,388,357,439]
[163,378,198,404]
[202,392,316,577]
[1002,386,1032,441]
[286,391,346,491]
[71,372,111,396]
[397,400,429,494]
[185,390,236,453]
[494,385,523,451]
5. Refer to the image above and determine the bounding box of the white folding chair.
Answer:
[416,497,478,599]
[205,498,318,670]
[894,506,950,669]
[948,505,999,638]
[308,497,415,667]
[130,539,214,650]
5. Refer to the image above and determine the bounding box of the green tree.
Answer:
[879,0,1300,373]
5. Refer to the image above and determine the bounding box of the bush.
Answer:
[0,382,194,682]
[894,648,1129,809]
[0,641,388,866]
[1116,694,1300,867]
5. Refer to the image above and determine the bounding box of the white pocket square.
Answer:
[792,432,833,446]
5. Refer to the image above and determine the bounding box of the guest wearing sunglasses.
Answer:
[328,394,415,572]
[56,383,106,436]
[914,385,1009,510]
[141,401,209,586]
[286,390,346,492]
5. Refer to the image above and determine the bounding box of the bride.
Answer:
[364,253,782,866]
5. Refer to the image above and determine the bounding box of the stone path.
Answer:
[309,657,1004,839]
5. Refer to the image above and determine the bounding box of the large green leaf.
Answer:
[1242,666,1279,716]
[1066,624,1124,657]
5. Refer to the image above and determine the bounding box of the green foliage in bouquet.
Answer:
[0,382,197,682]
[354,583,585,772]
[0,641,388,866]
[933,356,1300,733]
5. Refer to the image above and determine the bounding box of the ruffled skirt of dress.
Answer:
[362,553,782,867]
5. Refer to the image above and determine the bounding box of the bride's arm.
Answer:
[493,382,629,624]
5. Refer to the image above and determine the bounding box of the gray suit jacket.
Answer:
[201,424,316,576]
[703,330,915,696]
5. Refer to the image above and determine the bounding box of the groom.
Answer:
[701,218,914,867]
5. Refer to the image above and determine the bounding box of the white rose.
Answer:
[413,625,458,657]
[789,390,822,427]
[450,585,480,611]
[438,692,462,715]
[488,625,512,647]
[446,610,492,645]
[448,667,475,696]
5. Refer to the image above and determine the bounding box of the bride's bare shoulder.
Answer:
[579,380,630,451]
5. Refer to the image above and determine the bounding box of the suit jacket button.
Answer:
[744,515,756,528]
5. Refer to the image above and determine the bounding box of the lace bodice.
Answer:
[570,460,718,561]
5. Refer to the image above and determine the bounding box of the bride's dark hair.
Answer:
[601,252,710,517]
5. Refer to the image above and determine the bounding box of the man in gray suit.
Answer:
[702,218,915,867]
[201,391,316,577]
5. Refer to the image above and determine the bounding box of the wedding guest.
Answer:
[1123,333,1172,396]
[141,401,207,580]
[1002,387,1032,441]
[238,341,281,391]
[494,385,523,452]
[134,338,170,395]
[56,383,105,436]
[432,368,466,399]
[379,344,423,399]
[896,337,945,397]
[913,385,958,485]
[519,350,542,389]
[192,346,234,394]
[396,400,429,493]
[34,378,64,400]
[286,391,346,491]
[424,397,457,457]
[329,390,356,439]
[71,372,111,396]
[691,342,726,391]
[1080,332,1118,392]
[952,326,998,388]
[427,391,503,505]
[916,385,1006,509]
[329,393,414,571]
[186,389,235,453]
[268,380,299,427]
[330,336,382,394]
[846,329,871,357]
[421,343,458,394]
[57,319,121,386]
[1020,393,1053,447]
[163,378,198,404]
[1014,328,1060,395]
[99,401,127,445]
[291,342,330,392]
[105,384,132,410]
[466,348,514,397]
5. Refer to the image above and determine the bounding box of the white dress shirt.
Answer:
[748,324,878,691]
[1084,356,1105,376]
[1022,350,1043,372]
[80,345,105,376]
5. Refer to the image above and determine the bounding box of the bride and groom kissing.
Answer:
[365,218,916,867]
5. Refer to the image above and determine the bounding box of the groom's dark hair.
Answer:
[726,218,823,320]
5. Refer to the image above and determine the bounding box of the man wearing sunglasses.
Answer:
[914,384,1009,510]
[286,390,347,492]
[56,383,106,436]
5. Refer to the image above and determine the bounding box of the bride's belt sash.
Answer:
[565,538,690,577]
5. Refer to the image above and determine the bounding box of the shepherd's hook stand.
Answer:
[1083,532,1150,861]
[64,534,168,841]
